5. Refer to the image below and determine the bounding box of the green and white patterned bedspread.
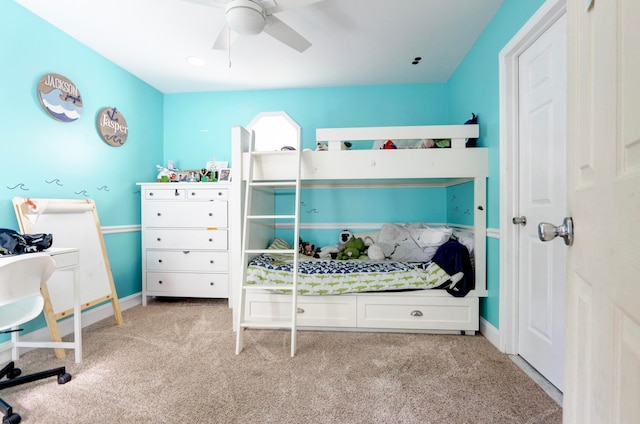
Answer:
[245,254,452,295]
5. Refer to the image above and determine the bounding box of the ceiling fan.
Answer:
[183,0,325,53]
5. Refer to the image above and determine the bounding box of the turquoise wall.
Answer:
[448,0,547,326]
[0,1,163,330]
[163,84,450,170]
[3,0,547,336]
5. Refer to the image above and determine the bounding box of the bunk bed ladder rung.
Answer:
[236,131,302,357]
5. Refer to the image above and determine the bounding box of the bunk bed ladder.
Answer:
[236,137,302,357]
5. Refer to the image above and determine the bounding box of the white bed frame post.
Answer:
[473,177,487,296]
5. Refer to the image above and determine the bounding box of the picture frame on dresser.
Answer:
[218,168,231,182]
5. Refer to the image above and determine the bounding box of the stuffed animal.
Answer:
[336,236,366,260]
[299,238,317,257]
[381,140,397,149]
[316,141,328,151]
[464,113,478,147]
[315,229,353,258]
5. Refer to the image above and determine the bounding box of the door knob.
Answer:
[512,216,527,226]
[538,217,574,246]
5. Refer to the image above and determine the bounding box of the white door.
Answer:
[517,14,566,391]
[563,0,640,422]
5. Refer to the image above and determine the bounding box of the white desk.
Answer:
[2,248,82,363]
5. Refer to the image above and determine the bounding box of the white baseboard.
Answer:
[480,317,500,350]
[0,293,142,362]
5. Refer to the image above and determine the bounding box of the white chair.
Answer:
[0,253,72,424]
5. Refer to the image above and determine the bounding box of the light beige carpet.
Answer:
[3,298,562,423]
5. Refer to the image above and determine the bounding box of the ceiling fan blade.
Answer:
[266,0,325,14]
[212,22,239,50]
[263,15,311,52]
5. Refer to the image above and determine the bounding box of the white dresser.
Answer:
[138,182,231,305]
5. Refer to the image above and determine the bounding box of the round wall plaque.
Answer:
[37,73,83,122]
[97,107,129,147]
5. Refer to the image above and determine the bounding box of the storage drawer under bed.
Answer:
[356,294,479,332]
[245,292,357,328]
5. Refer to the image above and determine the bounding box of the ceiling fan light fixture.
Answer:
[225,0,267,36]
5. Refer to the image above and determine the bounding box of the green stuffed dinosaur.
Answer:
[336,236,365,260]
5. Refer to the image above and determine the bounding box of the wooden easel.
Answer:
[12,197,124,358]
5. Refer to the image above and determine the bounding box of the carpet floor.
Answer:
[2,298,562,423]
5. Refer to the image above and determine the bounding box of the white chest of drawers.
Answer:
[138,182,231,305]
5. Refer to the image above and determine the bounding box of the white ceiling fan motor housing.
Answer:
[225,0,267,35]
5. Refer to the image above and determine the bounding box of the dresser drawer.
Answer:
[356,295,478,331]
[144,229,227,250]
[143,201,227,228]
[145,188,185,200]
[245,292,357,327]
[146,272,228,297]
[187,188,228,200]
[146,250,228,272]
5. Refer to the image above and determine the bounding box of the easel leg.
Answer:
[41,284,66,359]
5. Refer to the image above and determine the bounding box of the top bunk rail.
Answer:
[317,124,479,150]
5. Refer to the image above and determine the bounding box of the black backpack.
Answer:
[0,228,53,256]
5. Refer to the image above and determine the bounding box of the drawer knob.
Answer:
[208,213,213,217]
[158,280,163,284]
[149,192,154,196]
[209,260,214,264]
[410,310,423,317]
[156,237,161,242]
[156,212,161,216]
[209,282,215,286]
[158,259,163,263]
[296,307,305,314]
[174,189,179,196]
[208,238,213,242]
[191,192,195,196]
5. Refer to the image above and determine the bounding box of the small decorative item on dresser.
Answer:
[183,170,201,182]
[218,168,231,182]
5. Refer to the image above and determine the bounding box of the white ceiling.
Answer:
[16,0,503,94]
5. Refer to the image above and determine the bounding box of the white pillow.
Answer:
[411,226,452,248]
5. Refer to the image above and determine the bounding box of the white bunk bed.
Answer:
[230,124,488,335]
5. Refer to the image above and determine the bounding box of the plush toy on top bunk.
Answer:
[374,113,478,150]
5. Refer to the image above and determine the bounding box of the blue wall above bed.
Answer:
[162,83,450,170]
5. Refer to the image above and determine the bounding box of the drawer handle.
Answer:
[210,282,215,286]
[174,189,179,196]
[158,280,163,284]
[208,238,213,242]
[209,260,214,264]
[158,259,163,263]
[296,307,305,314]
[149,192,154,196]
[410,310,423,317]
[183,251,191,254]
[208,213,213,217]
[156,212,161,216]
[156,237,161,242]
[191,192,196,196]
